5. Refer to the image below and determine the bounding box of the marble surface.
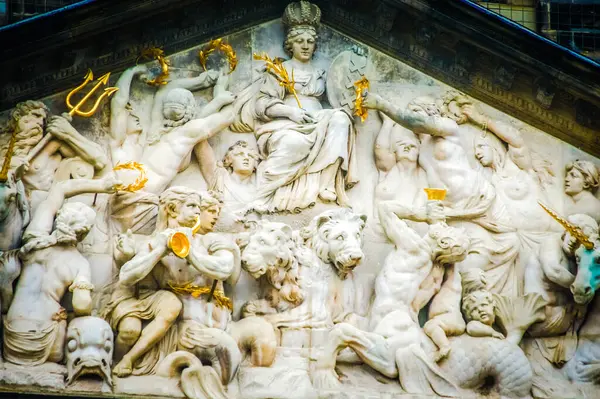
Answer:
[0,2,599,398]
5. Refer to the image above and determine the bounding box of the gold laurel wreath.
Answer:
[199,38,238,74]
[353,76,370,122]
[113,161,148,192]
[137,47,170,86]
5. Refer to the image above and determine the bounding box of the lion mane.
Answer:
[300,208,367,279]
[239,221,305,315]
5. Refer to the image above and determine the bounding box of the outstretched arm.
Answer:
[24,175,119,237]
[179,107,235,142]
[111,65,148,144]
[119,232,169,287]
[193,140,217,188]
[47,116,108,170]
[378,200,426,250]
[198,73,234,118]
[187,247,235,281]
[364,92,459,137]
[374,114,396,172]
[462,104,532,171]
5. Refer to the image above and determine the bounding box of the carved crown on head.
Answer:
[282,1,322,29]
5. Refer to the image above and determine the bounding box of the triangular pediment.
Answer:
[0,0,599,155]
[1,2,600,399]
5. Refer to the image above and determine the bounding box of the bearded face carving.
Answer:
[65,316,114,386]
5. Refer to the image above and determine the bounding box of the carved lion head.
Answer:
[238,221,303,309]
[239,220,295,279]
[301,209,367,279]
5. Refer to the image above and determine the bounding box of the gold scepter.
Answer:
[253,52,302,108]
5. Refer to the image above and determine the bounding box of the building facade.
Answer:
[0,1,599,398]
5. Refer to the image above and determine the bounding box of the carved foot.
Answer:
[311,368,342,390]
[434,346,451,362]
[318,188,337,203]
[112,356,133,378]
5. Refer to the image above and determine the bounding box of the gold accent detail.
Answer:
[113,161,148,192]
[168,216,203,258]
[137,47,170,86]
[0,129,17,182]
[168,281,233,311]
[66,69,119,117]
[199,38,238,74]
[539,201,595,250]
[424,188,447,201]
[253,52,302,108]
[353,77,370,122]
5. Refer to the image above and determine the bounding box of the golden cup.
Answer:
[168,216,203,258]
[424,188,447,201]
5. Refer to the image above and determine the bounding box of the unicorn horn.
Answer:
[538,201,594,250]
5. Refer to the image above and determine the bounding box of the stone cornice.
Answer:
[0,0,599,156]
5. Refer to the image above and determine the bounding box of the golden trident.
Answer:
[539,201,595,250]
[19,69,119,171]
[66,69,119,117]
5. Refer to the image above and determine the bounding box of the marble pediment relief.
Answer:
[0,2,599,398]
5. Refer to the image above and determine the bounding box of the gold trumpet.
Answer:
[168,215,203,258]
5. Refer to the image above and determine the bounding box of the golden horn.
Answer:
[0,130,17,182]
[538,201,594,250]
[168,215,202,258]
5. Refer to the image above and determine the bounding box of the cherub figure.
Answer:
[460,269,504,340]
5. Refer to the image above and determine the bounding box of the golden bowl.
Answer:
[424,188,447,201]
[169,231,190,258]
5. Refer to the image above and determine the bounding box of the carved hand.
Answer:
[492,331,505,339]
[46,115,78,141]
[461,104,487,127]
[14,161,29,179]
[100,175,123,193]
[204,70,220,87]
[215,91,236,108]
[116,229,136,258]
[425,201,445,223]
[149,230,171,253]
[362,91,383,110]
[288,108,315,124]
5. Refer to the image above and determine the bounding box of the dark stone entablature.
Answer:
[0,0,599,156]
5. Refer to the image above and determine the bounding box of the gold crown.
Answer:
[282,1,321,29]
